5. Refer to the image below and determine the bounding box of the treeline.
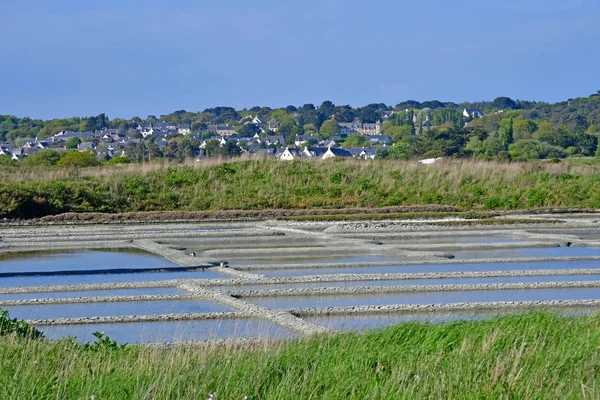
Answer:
[3,92,600,142]
[377,114,599,161]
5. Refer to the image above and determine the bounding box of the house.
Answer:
[265,135,285,146]
[268,120,280,132]
[366,135,390,145]
[339,121,362,135]
[0,146,12,157]
[208,124,236,137]
[338,120,382,136]
[295,135,319,146]
[255,148,276,158]
[78,142,96,151]
[319,139,337,148]
[303,147,328,158]
[178,125,191,135]
[322,147,352,160]
[361,120,382,135]
[279,147,304,161]
[463,109,483,119]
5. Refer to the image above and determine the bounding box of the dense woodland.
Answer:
[2,92,600,164]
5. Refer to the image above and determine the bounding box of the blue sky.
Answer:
[1,0,598,119]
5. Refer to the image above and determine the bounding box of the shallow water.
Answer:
[215,274,600,291]
[452,246,600,260]
[249,287,600,309]
[0,249,179,274]
[39,319,294,343]
[5,299,231,320]
[258,260,600,278]
[0,269,227,288]
[0,287,183,301]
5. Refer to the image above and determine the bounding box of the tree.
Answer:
[65,137,82,150]
[221,141,242,157]
[22,150,62,167]
[509,140,567,160]
[343,134,366,148]
[513,119,537,140]
[57,151,100,167]
[318,101,335,119]
[204,139,221,157]
[500,117,514,149]
[492,97,518,110]
[235,123,261,138]
[384,125,413,143]
[319,119,340,137]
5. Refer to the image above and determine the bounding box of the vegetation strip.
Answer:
[5,160,600,220]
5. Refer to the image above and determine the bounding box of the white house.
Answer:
[279,147,304,161]
[322,147,352,160]
[178,125,191,135]
[463,109,483,119]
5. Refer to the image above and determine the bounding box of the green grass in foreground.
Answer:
[1,311,599,399]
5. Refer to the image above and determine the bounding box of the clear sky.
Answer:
[1,0,598,119]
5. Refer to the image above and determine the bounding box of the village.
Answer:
[0,108,484,163]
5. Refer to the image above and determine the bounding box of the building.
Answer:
[463,109,483,119]
[322,147,352,160]
[338,120,382,136]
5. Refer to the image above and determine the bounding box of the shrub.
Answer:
[0,308,44,339]
[57,151,100,168]
[21,150,62,167]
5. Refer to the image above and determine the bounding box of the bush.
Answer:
[21,150,62,167]
[509,140,567,160]
[106,156,131,164]
[0,308,44,339]
[57,151,100,168]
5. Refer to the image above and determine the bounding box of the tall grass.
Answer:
[1,311,599,399]
[3,159,600,218]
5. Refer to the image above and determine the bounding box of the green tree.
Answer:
[221,141,242,157]
[204,140,221,157]
[22,150,62,167]
[500,117,514,149]
[319,119,340,137]
[385,125,413,143]
[65,137,81,150]
[509,140,567,160]
[343,134,366,148]
[106,156,131,164]
[56,151,100,168]
[513,119,537,140]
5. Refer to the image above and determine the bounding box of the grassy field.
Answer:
[3,158,600,219]
[1,310,599,399]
